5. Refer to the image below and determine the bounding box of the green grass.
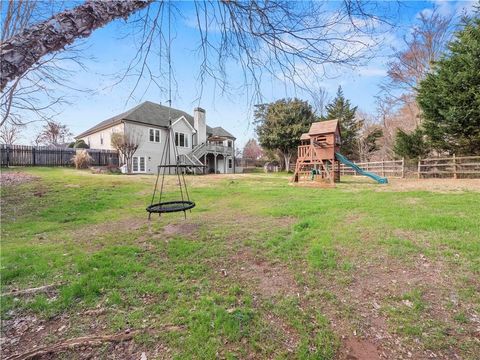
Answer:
[1,167,479,358]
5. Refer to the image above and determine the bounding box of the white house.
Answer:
[75,101,236,174]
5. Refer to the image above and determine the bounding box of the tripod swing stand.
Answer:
[146,0,196,220]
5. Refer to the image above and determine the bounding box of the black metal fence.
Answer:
[0,144,119,167]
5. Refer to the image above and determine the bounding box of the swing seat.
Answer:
[146,200,196,214]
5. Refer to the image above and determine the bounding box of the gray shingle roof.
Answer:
[76,101,235,139]
[76,101,194,138]
[207,126,235,139]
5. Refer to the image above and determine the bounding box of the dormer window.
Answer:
[175,132,189,148]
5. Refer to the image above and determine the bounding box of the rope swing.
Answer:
[146,0,195,220]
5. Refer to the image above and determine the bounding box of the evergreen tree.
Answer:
[417,14,480,155]
[325,86,362,159]
[394,128,429,159]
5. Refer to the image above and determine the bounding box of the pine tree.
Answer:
[417,14,480,155]
[325,86,362,159]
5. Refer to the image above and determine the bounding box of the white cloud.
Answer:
[357,67,387,77]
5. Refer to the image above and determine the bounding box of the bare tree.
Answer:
[1,1,397,110]
[355,111,383,162]
[378,7,454,126]
[111,131,142,174]
[0,0,152,91]
[0,0,93,127]
[374,6,455,158]
[310,87,330,118]
[0,121,23,145]
[36,120,72,146]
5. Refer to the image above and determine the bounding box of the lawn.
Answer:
[1,168,479,359]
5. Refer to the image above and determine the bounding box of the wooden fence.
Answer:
[340,159,405,178]
[1,144,119,167]
[418,155,480,179]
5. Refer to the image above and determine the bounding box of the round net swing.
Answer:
[146,125,198,219]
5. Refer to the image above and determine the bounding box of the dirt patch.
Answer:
[163,223,200,236]
[0,172,39,186]
[377,178,480,193]
[1,312,173,360]
[341,337,381,360]
[71,218,147,239]
[230,250,300,298]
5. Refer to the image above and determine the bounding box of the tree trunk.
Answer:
[1,0,153,91]
[282,152,292,172]
[126,157,132,174]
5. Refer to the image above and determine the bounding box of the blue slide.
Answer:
[335,152,388,184]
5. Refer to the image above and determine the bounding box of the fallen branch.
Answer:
[1,283,63,297]
[6,330,140,360]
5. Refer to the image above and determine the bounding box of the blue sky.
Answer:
[17,0,476,147]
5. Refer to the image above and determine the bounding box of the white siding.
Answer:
[78,123,125,150]
[123,118,194,174]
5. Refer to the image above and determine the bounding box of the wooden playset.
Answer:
[292,119,388,185]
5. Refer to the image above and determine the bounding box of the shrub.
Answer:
[72,150,93,169]
[73,139,90,149]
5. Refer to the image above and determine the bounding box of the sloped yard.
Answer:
[1,168,479,359]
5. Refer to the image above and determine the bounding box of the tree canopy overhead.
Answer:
[1,0,396,127]
[417,14,480,155]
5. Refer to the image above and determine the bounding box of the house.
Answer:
[75,101,236,174]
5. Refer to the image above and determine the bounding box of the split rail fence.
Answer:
[340,159,405,178]
[418,155,480,179]
[295,155,480,179]
[1,145,119,167]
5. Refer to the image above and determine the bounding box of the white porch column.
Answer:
[214,154,217,174]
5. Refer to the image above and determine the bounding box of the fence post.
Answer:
[381,160,385,177]
[453,153,457,179]
[401,157,405,178]
[32,147,36,166]
[6,146,10,167]
[417,158,421,179]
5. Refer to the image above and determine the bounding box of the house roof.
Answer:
[208,126,235,139]
[300,133,310,140]
[308,119,339,135]
[76,101,235,140]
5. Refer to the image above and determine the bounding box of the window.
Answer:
[132,156,146,172]
[228,158,233,169]
[175,132,189,147]
[100,134,104,145]
[149,128,160,142]
[227,140,233,148]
